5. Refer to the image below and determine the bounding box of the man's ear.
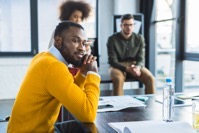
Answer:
[54,36,62,49]
[120,23,122,29]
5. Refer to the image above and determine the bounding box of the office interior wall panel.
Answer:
[0,58,31,99]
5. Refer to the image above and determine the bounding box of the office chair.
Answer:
[0,116,10,122]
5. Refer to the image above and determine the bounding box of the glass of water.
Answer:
[192,99,199,131]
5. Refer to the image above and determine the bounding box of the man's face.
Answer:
[56,27,87,67]
[121,19,134,36]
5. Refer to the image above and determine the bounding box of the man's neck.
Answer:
[121,32,132,39]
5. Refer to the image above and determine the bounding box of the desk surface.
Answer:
[0,95,193,133]
[83,95,193,133]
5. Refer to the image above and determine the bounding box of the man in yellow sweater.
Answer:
[7,21,101,133]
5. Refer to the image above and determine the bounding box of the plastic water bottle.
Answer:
[162,78,174,122]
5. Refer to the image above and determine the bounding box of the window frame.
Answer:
[0,0,98,58]
[0,0,38,57]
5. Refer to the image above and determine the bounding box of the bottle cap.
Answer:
[166,78,172,83]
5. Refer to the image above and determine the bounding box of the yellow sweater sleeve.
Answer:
[46,62,100,122]
[73,71,86,89]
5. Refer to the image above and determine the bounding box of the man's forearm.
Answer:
[109,61,126,72]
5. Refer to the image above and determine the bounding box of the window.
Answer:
[155,0,199,91]
[184,61,199,91]
[155,0,176,88]
[186,0,199,53]
[0,0,34,56]
[0,0,97,56]
[183,0,199,91]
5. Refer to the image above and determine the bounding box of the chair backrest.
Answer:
[0,116,10,122]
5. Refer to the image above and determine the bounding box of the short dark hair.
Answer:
[121,14,134,23]
[54,21,84,38]
[59,1,91,21]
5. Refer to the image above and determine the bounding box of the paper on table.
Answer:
[177,94,199,100]
[97,95,146,112]
[108,120,196,133]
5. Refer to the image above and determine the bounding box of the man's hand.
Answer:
[126,65,141,77]
[79,54,98,75]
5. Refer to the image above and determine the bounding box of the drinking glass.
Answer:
[192,99,199,131]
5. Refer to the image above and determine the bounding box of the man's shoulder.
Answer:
[132,32,144,39]
[108,32,120,39]
[32,52,63,68]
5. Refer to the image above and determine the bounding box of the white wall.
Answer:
[0,0,140,100]
[0,58,32,99]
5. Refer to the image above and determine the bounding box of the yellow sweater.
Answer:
[7,52,100,133]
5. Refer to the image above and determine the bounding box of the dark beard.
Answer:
[71,60,82,67]
[70,54,86,67]
[65,56,82,67]
[59,43,83,67]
